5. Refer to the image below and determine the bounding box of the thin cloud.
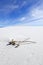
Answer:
[16,0,43,26]
[31,9,43,18]
[22,18,43,26]
[31,1,43,18]
[20,17,26,21]
[0,0,43,27]
[20,1,27,8]
[0,4,19,14]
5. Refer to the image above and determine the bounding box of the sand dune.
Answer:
[0,26,43,65]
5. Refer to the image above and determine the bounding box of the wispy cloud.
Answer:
[0,0,20,15]
[31,9,43,18]
[0,0,43,27]
[31,1,43,18]
[0,4,19,14]
[20,1,27,8]
[22,18,43,26]
[16,0,43,26]
[0,0,28,14]
[19,17,26,21]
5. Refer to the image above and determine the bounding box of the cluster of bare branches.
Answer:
[7,38,36,48]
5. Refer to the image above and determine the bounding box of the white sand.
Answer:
[0,26,43,65]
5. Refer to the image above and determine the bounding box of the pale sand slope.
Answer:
[0,26,43,65]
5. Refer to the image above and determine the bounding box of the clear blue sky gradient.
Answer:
[0,0,43,27]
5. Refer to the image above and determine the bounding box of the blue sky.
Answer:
[0,0,43,27]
